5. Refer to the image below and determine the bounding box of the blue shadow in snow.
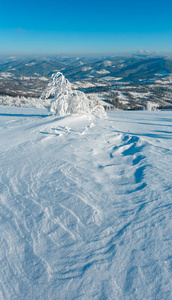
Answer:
[0,113,49,118]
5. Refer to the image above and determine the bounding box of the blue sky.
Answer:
[0,0,172,55]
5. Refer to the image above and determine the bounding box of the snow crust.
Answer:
[0,106,172,299]
[40,72,106,118]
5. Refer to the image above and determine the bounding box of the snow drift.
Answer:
[40,72,106,118]
[0,106,172,299]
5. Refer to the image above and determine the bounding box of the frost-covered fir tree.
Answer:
[40,72,106,118]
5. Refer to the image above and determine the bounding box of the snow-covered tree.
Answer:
[40,72,106,118]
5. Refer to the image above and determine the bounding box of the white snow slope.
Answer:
[0,106,172,300]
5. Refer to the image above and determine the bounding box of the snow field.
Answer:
[0,106,172,299]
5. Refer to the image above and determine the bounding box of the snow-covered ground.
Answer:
[0,106,172,299]
[96,69,110,74]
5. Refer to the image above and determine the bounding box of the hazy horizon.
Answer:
[0,51,172,59]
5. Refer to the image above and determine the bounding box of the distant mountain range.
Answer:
[0,55,172,82]
[0,55,172,110]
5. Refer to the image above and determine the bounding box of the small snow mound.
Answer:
[147,101,159,111]
[40,72,106,118]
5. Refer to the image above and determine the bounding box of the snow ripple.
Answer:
[0,108,172,299]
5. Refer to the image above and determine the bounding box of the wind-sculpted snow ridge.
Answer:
[40,72,107,118]
[0,107,172,299]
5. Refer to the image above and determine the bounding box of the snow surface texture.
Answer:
[40,72,106,118]
[0,106,172,299]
